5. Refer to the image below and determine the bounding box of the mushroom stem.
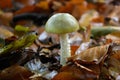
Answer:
[60,34,71,65]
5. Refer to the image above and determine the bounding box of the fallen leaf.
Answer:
[68,44,110,64]
[0,27,14,39]
[52,63,98,80]
[0,65,34,80]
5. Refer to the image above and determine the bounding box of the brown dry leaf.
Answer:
[100,50,120,79]
[14,5,50,15]
[53,42,120,80]
[70,0,85,4]
[14,1,50,15]
[72,4,89,19]
[0,27,14,39]
[57,0,84,13]
[68,44,110,64]
[56,2,74,14]
[0,11,13,26]
[14,5,36,15]
[106,34,120,41]
[56,0,97,19]
[79,10,98,28]
[30,76,47,80]
[91,15,104,23]
[82,25,91,42]
[112,50,120,60]
[0,0,13,9]
[95,3,107,14]
[71,45,79,55]
[56,0,86,17]
[36,1,49,11]
[0,65,34,80]
[52,63,98,80]
[71,0,95,19]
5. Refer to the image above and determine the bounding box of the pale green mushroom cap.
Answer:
[45,13,79,34]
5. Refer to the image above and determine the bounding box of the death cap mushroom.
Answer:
[45,13,79,34]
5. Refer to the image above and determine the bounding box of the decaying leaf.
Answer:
[0,0,120,80]
[56,0,92,19]
[53,42,120,80]
[0,11,13,26]
[68,44,110,64]
[100,49,120,79]
[0,32,37,56]
[36,1,49,11]
[14,5,37,15]
[0,0,13,10]
[14,1,51,15]
[71,45,79,55]
[0,65,34,80]
[79,10,98,29]
[52,63,98,80]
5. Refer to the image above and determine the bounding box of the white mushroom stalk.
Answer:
[60,34,70,65]
[45,13,79,66]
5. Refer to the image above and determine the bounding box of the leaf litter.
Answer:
[0,0,120,80]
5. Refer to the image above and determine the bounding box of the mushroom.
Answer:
[45,13,79,65]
